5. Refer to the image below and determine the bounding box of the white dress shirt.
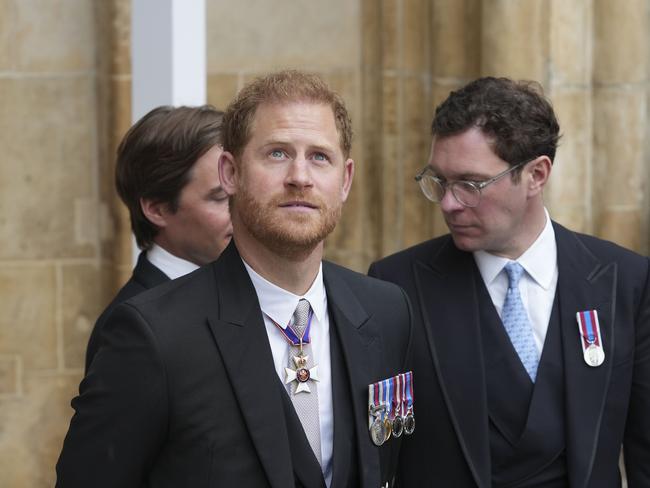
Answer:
[146,244,199,279]
[242,259,334,487]
[474,209,559,353]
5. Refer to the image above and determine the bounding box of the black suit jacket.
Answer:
[369,222,650,488]
[84,252,169,372]
[57,242,412,488]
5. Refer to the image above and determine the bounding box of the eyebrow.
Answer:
[207,186,226,197]
[429,167,490,181]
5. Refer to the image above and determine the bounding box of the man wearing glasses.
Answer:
[369,77,650,487]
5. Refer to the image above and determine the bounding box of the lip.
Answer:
[447,223,475,233]
[278,200,318,209]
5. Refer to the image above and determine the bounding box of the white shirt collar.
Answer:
[242,258,327,330]
[146,243,199,280]
[474,208,557,289]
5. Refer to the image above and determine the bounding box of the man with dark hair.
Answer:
[57,70,412,488]
[84,105,232,371]
[369,77,650,487]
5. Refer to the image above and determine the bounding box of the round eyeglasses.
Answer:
[414,158,535,208]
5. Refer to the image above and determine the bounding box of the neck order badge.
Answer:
[272,304,320,394]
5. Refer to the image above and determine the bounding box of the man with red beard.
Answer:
[56,70,412,488]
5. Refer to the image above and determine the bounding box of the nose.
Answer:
[439,186,464,213]
[285,158,313,190]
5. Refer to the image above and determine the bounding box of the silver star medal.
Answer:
[285,353,319,394]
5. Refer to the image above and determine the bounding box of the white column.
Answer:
[130,0,207,262]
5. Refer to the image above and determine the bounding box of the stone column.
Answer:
[545,0,593,233]
[592,0,649,251]
[430,0,482,236]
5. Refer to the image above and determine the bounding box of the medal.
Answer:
[368,382,386,446]
[272,310,320,394]
[370,417,387,446]
[382,378,392,442]
[576,310,605,367]
[403,371,415,435]
[584,344,605,367]
[391,375,404,437]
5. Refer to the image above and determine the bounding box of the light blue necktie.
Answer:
[501,262,539,381]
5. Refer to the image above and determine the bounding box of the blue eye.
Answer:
[313,153,328,162]
[270,149,285,159]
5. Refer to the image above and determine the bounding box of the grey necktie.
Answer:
[286,298,322,464]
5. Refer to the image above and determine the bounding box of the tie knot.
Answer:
[504,262,525,287]
[292,299,312,335]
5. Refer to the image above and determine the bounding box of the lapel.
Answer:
[323,262,381,488]
[413,238,491,488]
[328,314,355,487]
[554,223,616,488]
[206,243,295,488]
[133,252,170,288]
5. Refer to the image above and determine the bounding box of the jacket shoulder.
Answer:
[369,234,452,276]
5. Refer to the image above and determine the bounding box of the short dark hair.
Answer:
[115,105,223,249]
[431,77,561,169]
[222,69,353,159]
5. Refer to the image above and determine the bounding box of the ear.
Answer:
[140,198,171,228]
[219,150,238,196]
[340,158,355,202]
[526,156,552,197]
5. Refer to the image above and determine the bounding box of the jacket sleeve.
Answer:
[56,303,168,488]
[624,257,650,487]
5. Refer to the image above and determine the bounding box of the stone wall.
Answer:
[0,0,647,485]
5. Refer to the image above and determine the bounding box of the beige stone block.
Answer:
[110,0,132,76]
[206,0,360,72]
[402,0,430,72]
[207,74,239,112]
[431,0,481,79]
[381,133,401,255]
[0,265,57,371]
[592,88,645,208]
[548,203,589,234]
[544,88,591,209]
[0,372,80,488]
[403,76,435,246]
[111,77,132,151]
[481,0,549,81]
[594,0,648,84]
[381,0,398,71]
[113,203,134,269]
[325,182,363,258]
[0,355,20,397]
[549,0,591,85]
[0,77,96,259]
[62,264,111,370]
[382,75,398,136]
[323,72,364,255]
[596,209,641,252]
[0,0,15,71]
[322,71,361,137]
[13,0,95,72]
[361,0,382,71]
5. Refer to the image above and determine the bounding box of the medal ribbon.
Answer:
[392,375,401,418]
[577,310,601,348]
[270,309,314,346]
[384,378,392,420]
[400,373,407,416]
[405,371,414,412]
